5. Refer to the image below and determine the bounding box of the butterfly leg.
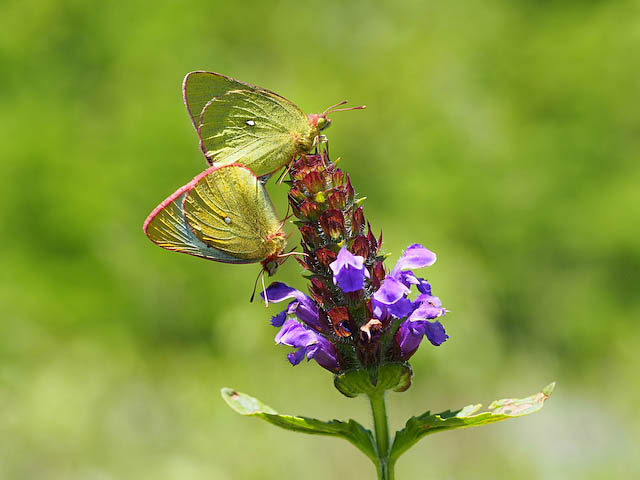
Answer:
[261,271,269,307]
[277,154,297,185]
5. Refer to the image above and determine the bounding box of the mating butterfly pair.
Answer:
[144,71,364,281]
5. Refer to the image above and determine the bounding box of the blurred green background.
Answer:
[1,0,639,478]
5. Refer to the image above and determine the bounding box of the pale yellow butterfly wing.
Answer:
[197,89,315,177]
[144,164,285,264]
[183,164,286,261]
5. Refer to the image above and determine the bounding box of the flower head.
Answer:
[261,149,449,386]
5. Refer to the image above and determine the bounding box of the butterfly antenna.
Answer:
[329,104,367,113]
[249,269,262,303]
[322,100,348,116]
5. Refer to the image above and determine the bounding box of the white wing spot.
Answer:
[245,120,255,126]
[224,217,231,224]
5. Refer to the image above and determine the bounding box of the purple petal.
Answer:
[329,246,365,274]
[287,348,306,366]
[306,337,339,371]
[371,300,389,321]
[415,293,442,308]
[334,266,366,292]
[424,320,449,346]
[262,282,321,329]
[276,320,339,371]
[261,282,306,303]
[275,319,316,346]
[391,244,437,277]
[372,276,410,305]
[416,279,432,295]
[270,309,288,327]
[409,301,446,321]
[396,321,426,357]
[294,298,322,330]
[387,297,416,318]
[330,246,368,293]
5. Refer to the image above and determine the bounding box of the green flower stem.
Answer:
[369,393,394,480]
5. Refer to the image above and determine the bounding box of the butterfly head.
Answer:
[261,257,281,277]
[308,101,367,132]
[307,113,332,132]
[260,232,288,277]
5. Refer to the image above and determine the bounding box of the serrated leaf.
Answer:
[221,388,377,461]
[389,382,556,464]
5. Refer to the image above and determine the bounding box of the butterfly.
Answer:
[143,164,290,286]
[182,71,365,178]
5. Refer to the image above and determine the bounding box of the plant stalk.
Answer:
[369,393,394,480]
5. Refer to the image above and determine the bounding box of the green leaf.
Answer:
[334,363,413,398]
[389,382,556,464]
[221,388,377,461]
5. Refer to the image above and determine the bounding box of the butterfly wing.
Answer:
[143,182,249,264]
[144,164,284,264]
[197,89,314,177]
[183,164,285,261]
[183,71,260,132]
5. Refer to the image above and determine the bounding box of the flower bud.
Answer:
[352,207,365,234]
[351,235,369,258]
[309,276,329,305]
[300,224,320,248]
[345,177,355,203]
[298,200,322,221]
[303,171,326,194]
[331,170,345,187]
[319,209,345,240]
[328,190,347,210]
[288,186,307,204]
[316,247,338,269]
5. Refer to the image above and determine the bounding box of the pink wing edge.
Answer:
[143,162,265,241]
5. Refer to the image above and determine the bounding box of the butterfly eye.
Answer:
[316,116,331,131]
[224,217,232,224]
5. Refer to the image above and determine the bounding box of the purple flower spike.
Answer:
[275,319,339,372]
[391,244,437,277]
[329,246,370,293]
